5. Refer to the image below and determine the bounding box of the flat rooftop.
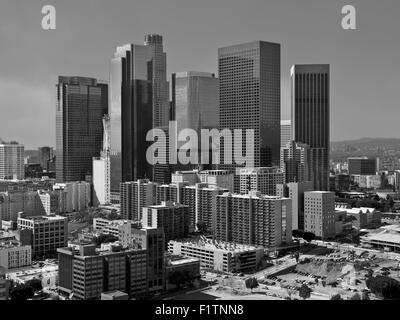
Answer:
[18,215,66,222]
[170,239,262,254]
[101,290,128,298]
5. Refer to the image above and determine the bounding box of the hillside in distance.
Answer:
[331,137,400,163]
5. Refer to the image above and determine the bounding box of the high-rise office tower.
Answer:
[280,120,292,150]
[56,76,108,183]
[38,147,54,172]
[219,41,281,170]
[291,64,330,191]
[110,44,154,200]
[173,71,219,139]
[172,71,219,171]
[0,140,24,180]
[144,34,170,128]
[280,140,312,183]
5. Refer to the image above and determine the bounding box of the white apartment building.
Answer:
[236,167,284,196]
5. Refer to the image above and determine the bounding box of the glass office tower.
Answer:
[109,44,154,200]
[218,41,281,170]
[291,64,330,191]
[144,34,170,128]
[56,76,108,183]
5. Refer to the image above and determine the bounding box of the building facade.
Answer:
[280,120,292,150]
[348,157,377,176]
[173,71,219,150]
[56,76,108,183]
[168,239,263,273]
[236,167,284,196]
[219,41,281,170]
[0,240,31,270]
[280,140,312,184]
[0,141,24,180]
[291,64,330,191]
[120,180,157,221]
[17,214,68,258]
[304,191,336,240]
[109,43,153,198]
[142,201,189,246]
[215,192,292,248]
[277,181,313,231]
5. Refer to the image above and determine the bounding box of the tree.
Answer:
[196,221,208,234]
[331,294,343,300]
[25,279,43,292]
[302,232,316,243]
[169,271,186,290]
[10,284,35,301]
[299,284,312,300]
[292,230,302,238]
[92,233,119,246]
[362,292,370,300]
[286,288,297,300]
[366,276,400,299]
[245,277,259,293]
[350,293,361,300]
[294,252,300,263]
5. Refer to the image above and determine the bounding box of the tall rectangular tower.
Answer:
[144,34,170,128]
[109,44,153,198]
[56,76,108,183]
[291,64,330,191]
[219,41,281,170]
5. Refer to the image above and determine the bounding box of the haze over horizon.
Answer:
[1,0,400,149]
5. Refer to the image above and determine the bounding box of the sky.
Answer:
[0,0,399,149]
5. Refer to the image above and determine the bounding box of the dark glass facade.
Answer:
[110,45,154,195]
[56,76,108,183]
[291,64,330,191]
[218,41,281,170]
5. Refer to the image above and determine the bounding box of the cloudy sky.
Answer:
[0,0,399,148]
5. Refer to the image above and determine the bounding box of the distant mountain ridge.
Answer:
[332,138,400,146]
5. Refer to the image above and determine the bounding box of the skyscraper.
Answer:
[291,64,330,191]
[173,71,219,138]
[56,76,108,183]
[144,34,170,128]
[109,44,154,199]
[219,41,281,170]
[38,147,54,172]
[0,140,24,180]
